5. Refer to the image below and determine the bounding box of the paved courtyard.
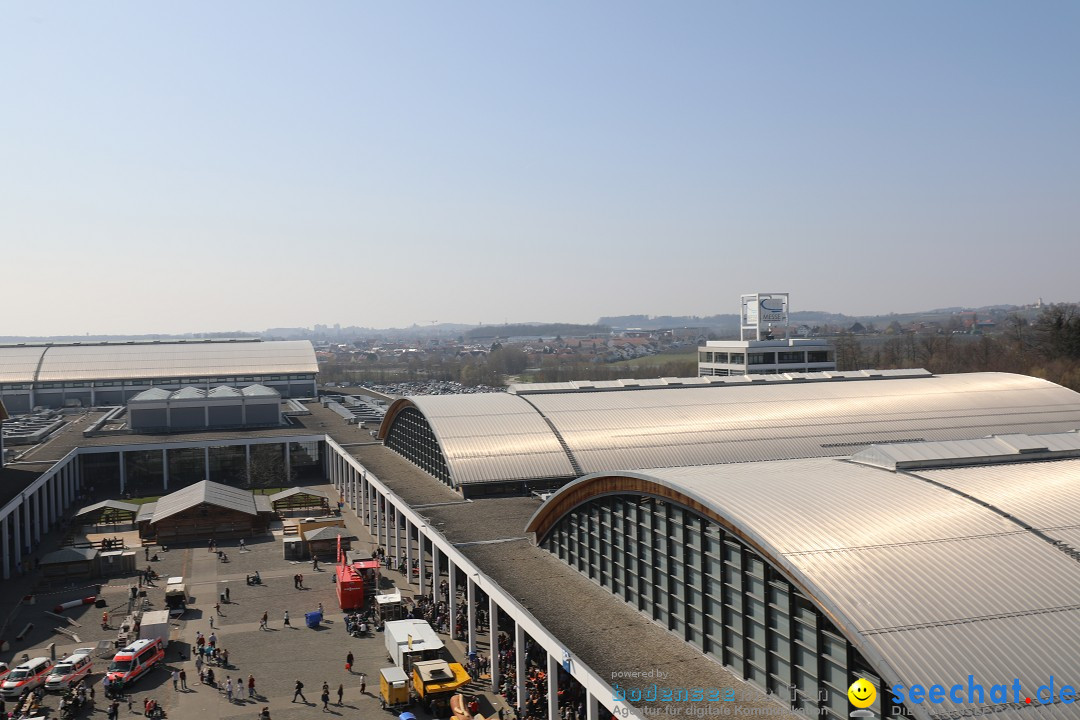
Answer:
[1,485,505,720]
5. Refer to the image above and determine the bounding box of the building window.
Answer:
[729,354,745,364]
[808,351,832,363]
[777,352,804,364]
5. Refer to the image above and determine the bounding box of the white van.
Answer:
[0,656,54,699]
[45,648,95,690]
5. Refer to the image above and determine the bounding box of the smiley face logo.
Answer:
[848,678,876,708]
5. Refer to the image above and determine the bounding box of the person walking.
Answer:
[345,652,354,673]
[209,615,215,629]
[292,680,306,703]
[359,673,366,695]
[283,610,291,627]
[179,669,187,691]
[321,686,330,711]
[171,669,179,691]
[239,539,246,551]
[225,677,233,703]
[298,573,304,589]
[336,683,343,706]
[194,655,204,678]
[260,611,268,630]
[224,587,230,603]
[248,675,256,699]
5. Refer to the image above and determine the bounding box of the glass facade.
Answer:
[539,494,904,720]
[385,407,452,486]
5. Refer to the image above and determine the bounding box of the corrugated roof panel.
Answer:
[32,341,317,382]
[918,459,1080,533]
[608,459,1080,720]
[0,346,46,383]
[407,394,575,484]
[529,373,1080,474]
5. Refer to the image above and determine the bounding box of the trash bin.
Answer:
[220,592,227,604]
[305,611,323,628]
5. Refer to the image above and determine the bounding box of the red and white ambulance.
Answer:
[106,639,164,686]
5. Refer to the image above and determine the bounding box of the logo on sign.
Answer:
[759,296,786,322]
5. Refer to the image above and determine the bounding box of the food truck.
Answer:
[378,666,410,710]
[374,590,404,623]
[335,540,381,611]
[411,659,471,717]
[384,619,444,674]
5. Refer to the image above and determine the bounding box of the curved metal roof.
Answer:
[0,340,317,384]
[528,455,1080,720]
[381,394,575,485]
[379,372,1080,486]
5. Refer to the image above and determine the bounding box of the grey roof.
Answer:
[303,526,357,542]
[254,494,272,513]
[268,487,329,503]
[0,340,317,384]
[207,386,242,398]
[149,480,261,524]
[507,368,928,394]
[136,502,157,523]
[532,455,1080,720]
[41,547,99,564]
[852,430,1080,470]
[385,372,1080,486]
[171,387,207,400]
[241,384,280,398]
[73,499,140,517]
[129,388,172,403]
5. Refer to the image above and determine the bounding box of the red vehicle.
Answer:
[335,538,381,611]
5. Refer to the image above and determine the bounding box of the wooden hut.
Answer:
[269,487,332,516]
[139,480,274,543]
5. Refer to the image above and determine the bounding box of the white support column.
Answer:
[119,450,127,494]
[405,519,413,586]
[284,443,291,481]
[383,497,391,551]
[374,491,382,546]
[586,691,600,720]
[351,469,358,511]
[61,466,69,510]
[448,560,458,639]
[467,575,477,655]
[361,474,368,526]
[547,652,559,720]
[489,593,500,693]
[34,490,42,542]
[392,506,400,563]
[13,508,22,571]
[204,447,210,482]
[432,546,441,595]
[162,449,169,491]
[418,531,426,597]
[2,515,10,580]
[244,444,251,487]
[515,622,527,714]
[22,498,32,551]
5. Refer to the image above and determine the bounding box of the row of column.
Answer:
[328,445,603,720]
[2,455,83,580]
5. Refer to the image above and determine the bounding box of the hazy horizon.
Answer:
[3,2,1078,336]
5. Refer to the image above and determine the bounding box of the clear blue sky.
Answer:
[2,1,1078,334]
